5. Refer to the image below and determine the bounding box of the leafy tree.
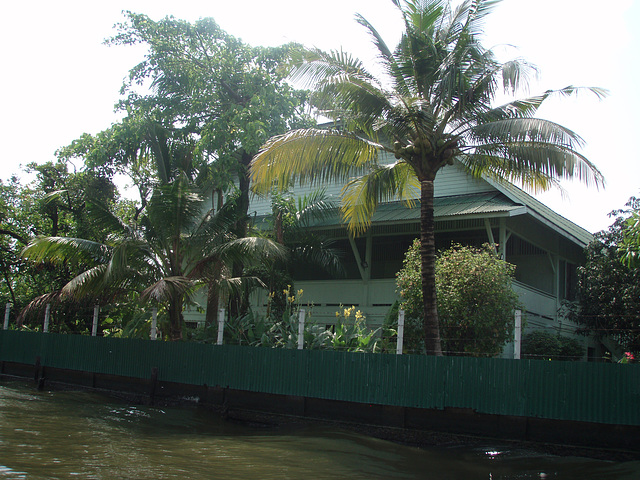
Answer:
[0,164,119,331]
[620,200,640,268]
[250,0,604,355]
[21,175,286,340]
[100,12,311,226]
[397,241,521,356]
[569,198,640,356]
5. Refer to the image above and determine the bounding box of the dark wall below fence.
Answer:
[1,330,640,452]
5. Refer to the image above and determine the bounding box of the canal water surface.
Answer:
[1,380,639,479]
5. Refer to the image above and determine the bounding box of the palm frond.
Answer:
[61,264,110,299]
[290,236,345,277]
[140,276,195,304]
[288,47,376,90]
[21,237,111,266]
[17,292,62,326]
[295,189,338,228]
[250,128,380,195]
[340,161,419,234]
[213,236,289,266]
[146,174,205,240]
[86,200,135,237]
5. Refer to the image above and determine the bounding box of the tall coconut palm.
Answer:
[22,174,286,340]
[250,0,605,354]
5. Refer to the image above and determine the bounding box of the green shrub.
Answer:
[397,241,521,356]
[522,330,584,361]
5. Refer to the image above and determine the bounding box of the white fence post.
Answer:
[298,309,306,350]
[216,308,225,345]
[43,304,51,333]
[514,309,522,359]
[91,305,100,337]
[397,309,405,355]
[3,303,10,330]
[150,307,158,340]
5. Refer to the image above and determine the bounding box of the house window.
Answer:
[505,235,554,294]
[370,235,416,279]
[559,260,578,301]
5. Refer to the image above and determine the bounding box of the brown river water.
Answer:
[1,380,639,479]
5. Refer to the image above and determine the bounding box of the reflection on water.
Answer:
[0,380,638,479]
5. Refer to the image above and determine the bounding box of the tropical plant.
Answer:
[326,306,380,352]
[397,241,521,356]
[250,0,605,355]
[21,175,286,340]
[256,189,343,319]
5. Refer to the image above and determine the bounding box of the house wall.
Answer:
[249,159,495,216]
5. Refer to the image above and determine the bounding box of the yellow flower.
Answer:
[355,310,363,321]
[335,311,340,318]
[288,296,295,303]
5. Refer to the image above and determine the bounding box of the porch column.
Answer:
[499,218,507,260]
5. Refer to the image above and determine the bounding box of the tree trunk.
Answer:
[168,297,184,341]
[205,261,223,327]
[205,282,219,328]
[229,151,253,319]
[420,180,443,355]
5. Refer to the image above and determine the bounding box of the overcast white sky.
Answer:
[1,0,638,233]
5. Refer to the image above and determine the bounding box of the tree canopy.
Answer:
[57,13,313,218]
[570,198,640,356]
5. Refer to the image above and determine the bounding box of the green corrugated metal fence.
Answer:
[1,330,639,425]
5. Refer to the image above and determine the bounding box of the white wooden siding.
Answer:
[249,162,495,215]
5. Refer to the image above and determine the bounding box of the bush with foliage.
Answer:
[522,330,584,361]
[397,241,521,356]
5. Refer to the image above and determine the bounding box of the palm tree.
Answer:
[250,0,605,355]
[257,189,344,318]
[22,175,286,340]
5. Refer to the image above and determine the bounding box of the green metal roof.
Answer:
[253,183,593,248]
[300,192,526,228]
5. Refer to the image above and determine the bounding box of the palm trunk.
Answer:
[420,180,442,355]
[168,297,184,341]
[205,262,223,327]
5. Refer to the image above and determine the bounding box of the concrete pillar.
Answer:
[397,309,405,355]
[3,303,10,330]
[43,304,51,333]
[514,309,522,359]
[298,309,306,350]
[150,307,158,340]
[216,308,225,345]
[91,305,99,337]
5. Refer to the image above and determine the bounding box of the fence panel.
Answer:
[1,330,639,426]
